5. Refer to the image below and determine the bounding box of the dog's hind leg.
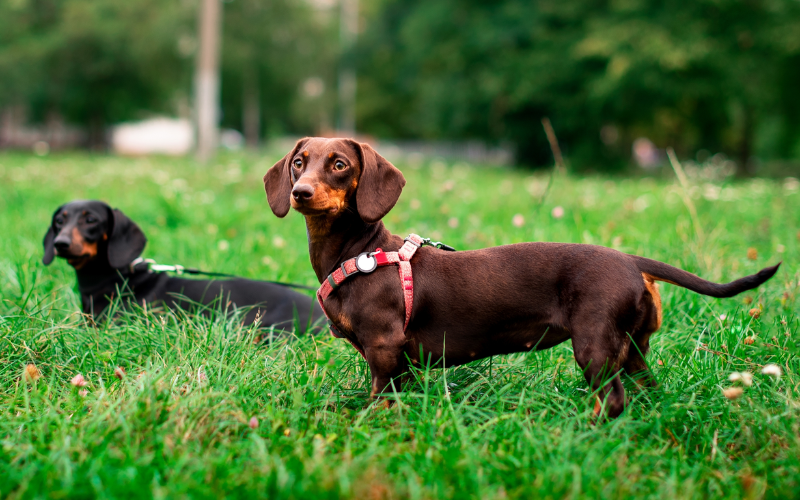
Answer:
[571,330,627,420]
[622,334,658,389]
[622,274,663,389]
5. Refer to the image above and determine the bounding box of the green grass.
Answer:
[1,150,798,499]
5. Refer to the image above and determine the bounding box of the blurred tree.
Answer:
[220,0,339,144]
[0,0,193,148]
[2,0,798,168]
[0,0,338,149]
[356,0,800,171]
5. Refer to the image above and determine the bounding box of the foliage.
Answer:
[3,0,799,169]
[356,0,800,170]
[220,0,338,138]
[0,0,194,135]
[1,151,799,498]
[0,0,334,143]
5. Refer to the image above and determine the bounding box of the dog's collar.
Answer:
[317,234,455,356]
[128,257,189,275]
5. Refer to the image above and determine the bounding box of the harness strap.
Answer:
[316,234,425,352]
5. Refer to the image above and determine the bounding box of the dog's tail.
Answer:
[630,256,780,298]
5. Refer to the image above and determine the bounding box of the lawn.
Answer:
[1,150,798,499]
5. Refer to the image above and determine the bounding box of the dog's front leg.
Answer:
[363,329,408,401]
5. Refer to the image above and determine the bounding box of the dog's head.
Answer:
[263,137,406,224]
[42,200,147,270]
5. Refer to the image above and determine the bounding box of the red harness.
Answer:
[316,234,427,357]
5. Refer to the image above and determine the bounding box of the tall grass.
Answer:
[1,151,798,499]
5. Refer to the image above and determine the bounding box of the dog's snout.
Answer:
[292,183,315,201]
[54,235,71,251]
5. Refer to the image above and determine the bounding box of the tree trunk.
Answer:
[195,0,222,163]
[87,114,106,151]
[737,104,755,176]
[243,68,260,149]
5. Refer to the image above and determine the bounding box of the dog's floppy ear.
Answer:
[351,140,406,224]
[106,207,147,269]
[264,138,305,218]
[42,205,63,265]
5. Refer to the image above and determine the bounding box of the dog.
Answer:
[263,137,780,418]
[43,200,325,334]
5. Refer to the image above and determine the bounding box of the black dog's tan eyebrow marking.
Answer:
[62,211,68,216]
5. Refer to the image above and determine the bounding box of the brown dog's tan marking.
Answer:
[335,313,353,332]
[264,137,780,419]
[642,273,663,331]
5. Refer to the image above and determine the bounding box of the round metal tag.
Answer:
[355,252,378,273]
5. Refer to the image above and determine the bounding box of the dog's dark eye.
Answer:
[85,216,97,224]
[293,159,303,169]
[333,160,347,171]
[54,217,63,226]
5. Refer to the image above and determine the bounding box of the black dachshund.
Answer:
[43,200,324,334]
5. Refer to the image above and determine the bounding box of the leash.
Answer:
[127,257,318,291]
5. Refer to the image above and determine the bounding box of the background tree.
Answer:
[2,0,798,170]
[219,0,338,145]
[0,0,194,147]
[355,0,800,171]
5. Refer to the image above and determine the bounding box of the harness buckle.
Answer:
[340,260,357,278]
[403,236,422,247]
[327,274,339,290]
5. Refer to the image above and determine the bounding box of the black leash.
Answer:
[128,257,318,291]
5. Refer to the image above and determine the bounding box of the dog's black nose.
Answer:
[292,184,315,201]
[54,236,71,251]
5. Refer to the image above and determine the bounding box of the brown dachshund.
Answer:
[263,137,780,418]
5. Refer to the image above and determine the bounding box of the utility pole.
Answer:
[337,0,358,136]
[195,0,222,163]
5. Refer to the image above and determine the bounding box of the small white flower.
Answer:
[551,206,565,219]
[723,387,744,400]
[217,240,230,251]
[70,374,87,387]
[761,364,782,379]
[719,314,727,321]
[730,372,753,386]
[512,214,525,227]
